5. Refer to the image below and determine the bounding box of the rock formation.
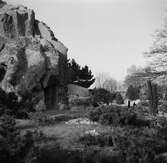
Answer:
[0,1,68,110]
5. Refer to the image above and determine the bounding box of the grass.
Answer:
[15,104,167,163]
[17,108,112,149]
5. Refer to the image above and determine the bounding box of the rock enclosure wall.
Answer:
[0,1,68,110]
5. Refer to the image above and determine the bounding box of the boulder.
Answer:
[0,2,68,110]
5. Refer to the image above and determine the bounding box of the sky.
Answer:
[6,0,167,81]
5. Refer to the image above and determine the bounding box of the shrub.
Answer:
[92,88,114,104]
[29,111,55,126]
[0,115,38,163]
[79,133,113,147]
[89,107,103,122]
[112,127,167,163]
[159,101,167,113]
[89,105,150,127]
[0,89,34,119]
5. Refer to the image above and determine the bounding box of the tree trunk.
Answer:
[147,80,158,115]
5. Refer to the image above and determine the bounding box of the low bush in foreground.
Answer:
[89,105,150,127]
[0,115,44,163]
[79,133,113,147]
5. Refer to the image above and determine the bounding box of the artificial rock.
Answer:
[0,1,68,110]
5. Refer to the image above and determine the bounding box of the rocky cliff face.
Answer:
[0,1,68,110]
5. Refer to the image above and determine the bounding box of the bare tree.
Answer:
[95,72,119,92]
[124,65,150,87]
[144,16,167,78]
[103,78,117,92]
[95,72,110,88]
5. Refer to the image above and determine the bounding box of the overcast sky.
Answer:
[6,0,167,80]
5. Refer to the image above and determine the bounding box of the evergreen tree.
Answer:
[115,92,124,104]
[147,80,158,115]
[67,59,95,88]
[126,85,139,100]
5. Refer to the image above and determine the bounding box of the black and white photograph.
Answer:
[0,0,167,162]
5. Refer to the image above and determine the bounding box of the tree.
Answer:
[147,80,158,115]
[67,59,95,88]
[67,59,80,82]
[115,92,124,104]
[124,65,151,87]
[75,65,95,88]
[95,72,110,88]
[126,85,140,100]
[143,15,167,79]
[95,73,118,92]
[126,65,139,75]
[146,18,167,70]
[103,78,117,92]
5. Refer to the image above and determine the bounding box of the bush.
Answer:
[160,101,167,113]
[79,133,113,147]
[29,111,55,126]
[92,88,114,104]
[89,105,150,127]
[0,89,34,119]
[35,142,122,163]
[89,107,103,121]
[0,115,38,163]
[112,127,167,163]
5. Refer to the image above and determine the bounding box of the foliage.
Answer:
[159,101,167,113]
[79,133,113,147]
[147,80,158,115]
[126,85,140,100]
[29,111,76,125]
[92,88,114,104]
[95,72,110,88]
[89,105,150,127]
[103,77,117,92]
[29,111,55,126]
[33,138,122,163]
[124,65,151,87]
[67,58,95,88]
[112,127,167,163]
[115,92,124,104]
[0,115,38,163]
[0,88,34,119]
[95,73,119,93]
[145,17,167,74]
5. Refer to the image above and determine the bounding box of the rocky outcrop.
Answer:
[0,1,68,110]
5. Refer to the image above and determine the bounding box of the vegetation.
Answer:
[67,58,95,88]
[95,72,120,92]
[1,4,167,163]
[115,92,124,104]
[147,80,159,115]
[89,105,150,127]
[0,88,34,119]
[92,88,114,105]
[126,85,140,100]
[0,115,38,163]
